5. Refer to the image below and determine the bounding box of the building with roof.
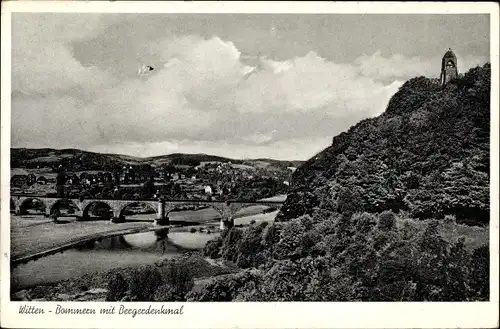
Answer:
[11,174,28,187]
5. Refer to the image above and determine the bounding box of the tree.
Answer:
[142,180,156,199]
[56,169,66,197]
[112,164,121,187]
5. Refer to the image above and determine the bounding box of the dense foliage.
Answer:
[277,64,490,226]
[190,212,488,301]
[105,254,237,301]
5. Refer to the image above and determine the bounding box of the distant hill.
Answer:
[277,63,491,226]
[11,148,140,170]
[10,148,304,171]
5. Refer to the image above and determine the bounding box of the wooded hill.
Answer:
[278,63,490,226]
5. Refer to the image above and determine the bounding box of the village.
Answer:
[11,159,294,203]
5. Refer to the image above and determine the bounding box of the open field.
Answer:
[259,194,287,202]
[10,216,155,262]
[397,216,489,251]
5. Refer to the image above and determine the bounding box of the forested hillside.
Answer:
[278,63,490,226]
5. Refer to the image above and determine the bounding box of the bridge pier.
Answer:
[110,216,125,224]
[109,207,124,224]
[220,217,234,231]
[155,200,169,226]
[155,217,169,226]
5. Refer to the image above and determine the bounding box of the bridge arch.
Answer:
[82,201,113,221]
[49,198,81,217]
[10,198,16,213]
[17,197,47,215]
[117,201,158,222]
[164,202,230,224]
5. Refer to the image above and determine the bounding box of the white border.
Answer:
[1,2,499,329]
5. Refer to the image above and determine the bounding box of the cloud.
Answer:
[12,14,117,95]
[12,40,116,95]
[355,50,489,82]
[11,16,490,160]
[12,95,91,147]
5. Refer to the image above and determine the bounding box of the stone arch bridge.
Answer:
[11,194,285,229]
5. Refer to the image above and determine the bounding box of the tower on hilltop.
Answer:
[440,48,458,86]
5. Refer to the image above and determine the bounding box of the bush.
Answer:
[258,257,331,301]
[336,186,365,216]
[378,211,396,231]
[190,228,197,233]
[234,222,269,268]
[203,236,223,259]
[156,260,194,301]
[186,270,262,302]
[105,259,197,302]
[353,212,378,233]
[272,218,308,260]
[154,284,177,301]
[220,228,244,262]
[106,273,128,301]
[127,266,163,301]
[468,245,489,299]
[444,214,457,225]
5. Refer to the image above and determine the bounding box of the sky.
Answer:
[11,13,490,160]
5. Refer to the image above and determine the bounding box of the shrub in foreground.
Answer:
[105,273,128,301]
[193,210,489,302]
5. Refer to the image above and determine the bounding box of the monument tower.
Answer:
[440,48,458,86]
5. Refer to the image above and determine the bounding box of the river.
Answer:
[11,208,279,290]
[11,230,219,289]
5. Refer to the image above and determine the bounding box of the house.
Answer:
[204,185,213,195]
[70,174,80,185]
[11,175,28,187]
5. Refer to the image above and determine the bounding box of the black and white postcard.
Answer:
[1,1,499,328]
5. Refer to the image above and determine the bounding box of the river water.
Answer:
[11,208,279,290]
[11,230,220,289]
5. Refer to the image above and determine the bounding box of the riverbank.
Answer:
[12,252,239,301]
